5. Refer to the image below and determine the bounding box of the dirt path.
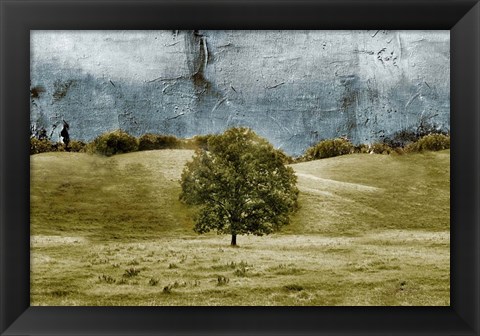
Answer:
[295,172,381,192]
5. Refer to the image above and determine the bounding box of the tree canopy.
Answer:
[180,127,299,246]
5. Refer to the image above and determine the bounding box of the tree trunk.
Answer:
[231,234,237,246]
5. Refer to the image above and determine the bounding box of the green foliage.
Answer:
[30,138,54,155]
[90,130,138,156]
[353,144,370,154]
[192,133,293,163]
[405,134,450,152]
[274,148,295,164]
[138,133,181,151]
[68,140,87,153]
[383,129,421,148]
[180,127,299,245]
[369,142,393,155]
[304,138,354,161]
[30,138,66,155]
[192,134,216,150]
[383,124,447,148]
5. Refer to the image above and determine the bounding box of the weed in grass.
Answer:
[50,290,71,297]
[98,274,116,284]
[91,257,109,265]
[284,284,304,291]
[168,263,178,269]
[127,259,140,266]
[211,264,228,271]
[234,266,247,277]
[269,265,304,275]
[123,268,140,278]
[172,281,187,288]
[117,278,128,285]
[239,261,249,267]
[217,275,229,286]
[233,261,251,277]
[163,285,172,294]
[148,278,159,286]
[211,261,238,271]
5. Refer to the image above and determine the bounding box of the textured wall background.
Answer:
[30,30,449,156]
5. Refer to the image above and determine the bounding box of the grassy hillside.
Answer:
[30,150,450,306]
[290,151,450,235]
[31,150,196,240]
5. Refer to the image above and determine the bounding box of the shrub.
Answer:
[383,123,447,148]
[304,138,354,161]
[383,129,421,148]
[179,138,198,150]
[30,138,54,155]
[68,140,87,152]
[393,147,405,155]
[90,130,138,156]
[353,144,370,154]
[405,134,450,152]
[275,148,295,164]
[30,138,66,155]
[138,133,180,151]
[369,142,393,155]
[138,134,158,151]
[192,134,216,150]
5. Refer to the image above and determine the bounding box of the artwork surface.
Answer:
[30,30,450,306]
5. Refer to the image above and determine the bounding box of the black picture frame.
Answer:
[1,0,479,335]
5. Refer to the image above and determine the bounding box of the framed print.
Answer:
[1,0,479,335]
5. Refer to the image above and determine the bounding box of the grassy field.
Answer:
[30,149,450,306]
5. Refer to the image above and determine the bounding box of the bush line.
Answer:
[30,129,450,161]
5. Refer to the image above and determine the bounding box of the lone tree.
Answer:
[180,127,299,246]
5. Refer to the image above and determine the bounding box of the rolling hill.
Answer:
[30,149,450,306]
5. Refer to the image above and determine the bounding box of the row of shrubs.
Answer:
[30,138,87,155]
[30,129,450,160]
[30,130,216,156]
[301,133,450,161]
